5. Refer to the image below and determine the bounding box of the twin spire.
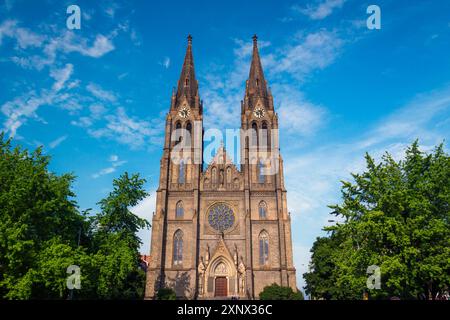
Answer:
[175,34,199,108]
[246,34,269,99]
[174,34,270,110]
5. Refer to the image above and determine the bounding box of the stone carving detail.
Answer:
[198,257,206,295]
[238,258,246,294]
[215,262,228,275]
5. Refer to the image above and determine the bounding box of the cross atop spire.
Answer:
[175,34,199,108]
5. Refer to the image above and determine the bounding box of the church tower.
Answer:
[145,35,297,300]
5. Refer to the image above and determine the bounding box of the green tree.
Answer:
[259,283,304,300]
[91,172,150,299]
[304,141,450,300]
[0,134,88,299]
[303,236,339,300]
[0,134,151,299]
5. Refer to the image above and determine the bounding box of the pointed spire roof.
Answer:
[175,34,199,107]
[245,35,269,99]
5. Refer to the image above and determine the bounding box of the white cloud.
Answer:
[272,30,343,81]
[87,107,164,149]
[1,90,54,137]
[295,0,346,20]
[26,31,115,69]
[89,103,107,118]
[274,84,327,136]
[86,83,117,102]
[50,63,74,92]
[1,62,77,136]
[49,135,68,149]
[92,154,127,179]
[161,57,170,69]
[0,19,44,48]
[118,72,128,80]
[58,33,115,58]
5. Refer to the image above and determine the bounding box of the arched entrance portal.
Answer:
[214,262,228,297]
[197,238,245,299]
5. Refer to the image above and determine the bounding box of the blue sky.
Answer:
[1,0,450,292]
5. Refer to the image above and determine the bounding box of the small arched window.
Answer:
[176,201,184,218]
[251,122,258,148]
[179,159,185,184]
[185,78,189,86]
[258,159,265,184]
[174,121,182,145]
[262,122,269,150]
[226,167,232,184]
[259,231,269,265]
[173,230,183,265]
[186,122,192,146]
[259,201,267,219]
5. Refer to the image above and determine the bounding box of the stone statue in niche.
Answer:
[238,257,246,294]
[233,245,238,266]
[197,257,206,295]
[219,170,224,185]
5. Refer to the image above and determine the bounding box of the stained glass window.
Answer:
[258,160,265,183]
[176,201,184,218]
[208,203,235,232]
[259,231,269,265]
[259,201,267,219]
[173,230,183,265]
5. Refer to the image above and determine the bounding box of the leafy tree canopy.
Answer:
[304,141,450,300]
[0,134,150,299]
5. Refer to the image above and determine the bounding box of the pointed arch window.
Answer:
[179,159,185,184]
[176,201,184,218]
[186,122,192,146]
[251,122,258,148]
[261,121,269,150]
[259,231,269,265]
[258,159,265,184]
[259,201,267,219]
[173,230,183,265]
[174,121,182,145]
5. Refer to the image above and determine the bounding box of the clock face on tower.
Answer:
[253,106,265,118]
[178,105,190,119]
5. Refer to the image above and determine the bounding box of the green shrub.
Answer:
[156,287,177,300]
[259,283,304,300]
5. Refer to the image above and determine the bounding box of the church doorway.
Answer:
[214,277,227,297]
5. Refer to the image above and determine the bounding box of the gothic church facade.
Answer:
[145,35,297,299]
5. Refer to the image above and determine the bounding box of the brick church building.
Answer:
[145,35,297,299]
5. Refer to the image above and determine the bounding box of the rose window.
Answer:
[208,203,235,232]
